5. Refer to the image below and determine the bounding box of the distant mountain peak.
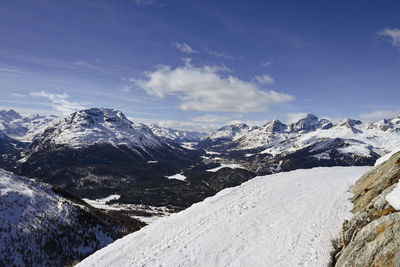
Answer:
[263,119,287,133]
[0,109,22,121]
[290,114,323,133]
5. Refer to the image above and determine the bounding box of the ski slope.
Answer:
[78,166,370,267]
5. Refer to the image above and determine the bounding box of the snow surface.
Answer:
[0,169,115,265]
[166,173,187,181]
[206,163,244,172]
[82,195,174,224]
[374,146,400,166]
[386,184,400,210]
[180,142,197,150]
[78,166,370,267]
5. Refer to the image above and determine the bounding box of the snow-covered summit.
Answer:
[31,108,164,151]
[289,114,333,133]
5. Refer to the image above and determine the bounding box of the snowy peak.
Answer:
[368,117,400,132]
[263,119,287,134]
[32,108,163,151]
[65,108,132,129]
[290,114,332,133]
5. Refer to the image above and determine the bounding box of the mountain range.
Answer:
[1,108,400,266]
[198,114,400,174]
[1,108,400,209]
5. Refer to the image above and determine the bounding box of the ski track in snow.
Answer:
[78,166,370,267]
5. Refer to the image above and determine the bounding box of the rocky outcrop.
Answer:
[335,151,400,266]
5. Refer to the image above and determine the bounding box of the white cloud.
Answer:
[254,74,275,85]
[360,109,400,121]
[378,28,400,47]
[261,61,272,67]
[30,91,85,115]
[175,42,198,54]
[286,112,308,124]
[191,114,230,123]
[132,63,294,112]
[135,0,154,6]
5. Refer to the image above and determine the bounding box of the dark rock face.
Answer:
[0,132,26,169]
[335,152,400,266]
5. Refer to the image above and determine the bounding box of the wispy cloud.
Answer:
[254,74,275,85]
[261,61,272,67]
[134,0,155,6]
[378,28,400,47]
[175,42,198,54]
[132,62,294,112]
[360,109,400,121]
[121,85,133,93]
[191,114,230,123]
[11,93,26,98]
[202,46,234,60]
[30,91,85,115]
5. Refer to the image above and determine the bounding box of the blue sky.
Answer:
[1,0,400,131]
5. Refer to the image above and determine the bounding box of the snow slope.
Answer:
[78,166,370,267]
[0,169,118,266]
[374,145,400,166]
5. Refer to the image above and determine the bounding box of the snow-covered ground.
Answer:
[82,195,174,224]
[78,166,370,267]
[206,163,244,172]
[180,142,197,150]
[166,173,187,181]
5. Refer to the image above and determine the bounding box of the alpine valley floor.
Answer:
[78,166,370,267]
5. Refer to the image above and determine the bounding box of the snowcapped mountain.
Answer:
[15,108,201,201]
[198,114,400,174]
[0,168,144,267]
[77,166,370,267]
[0,109,57,142]
[149,124,206,143]
[28,108,164,153]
